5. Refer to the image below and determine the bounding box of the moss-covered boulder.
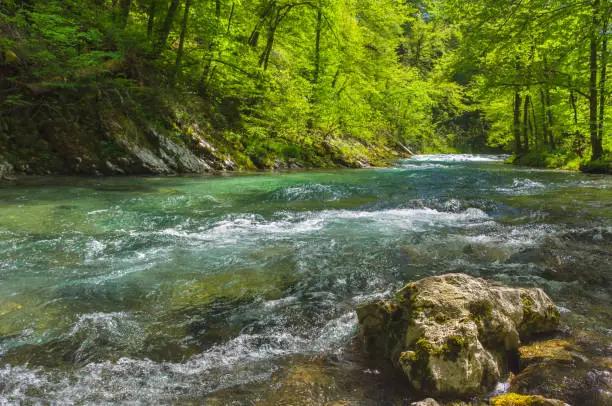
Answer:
[356,274,560,397]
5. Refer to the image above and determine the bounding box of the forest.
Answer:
[0,0,610,173]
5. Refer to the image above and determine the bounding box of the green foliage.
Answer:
[0,0,608,170]
[0,0,476,170]
[442,0,611,164]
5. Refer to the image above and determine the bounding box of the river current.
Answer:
[0,155,610,404]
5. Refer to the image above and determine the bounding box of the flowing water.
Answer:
[0,155,610,404]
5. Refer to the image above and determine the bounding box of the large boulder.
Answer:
[0,160,14,180]
[356,274,560,397]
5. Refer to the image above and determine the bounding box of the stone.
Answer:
[518,340,576,369]
[356,274,560,397]
[0,160,15,180]
[411,398,440,406]
[2,50,21,66]
[260,360,335,405]
[105,160,125,174]
[489,393,567,406]
[508,330,612,406]
[169,266,298,310]
[511,350,612,405]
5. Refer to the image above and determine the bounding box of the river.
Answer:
[0,155,610,404]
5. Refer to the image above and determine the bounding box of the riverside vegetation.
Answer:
[0,0,611,175]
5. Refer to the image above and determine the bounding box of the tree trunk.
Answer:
[153,0,181,57]
[589,0,603,161]
[514,91,523,155]
[570,90,579,125]
[118,0,131,28]
[545,89,555,149]
[227,1,235,34]
[539,89,550,149]
[598,15,608,157]
[199,0,223,91]
[313,6,323,83]
[530,96,538,146]
[523,94,531,152]
[259,5,294,71]
[172,0,191,85]
[147,0,157,38]
[249,1,276,47]
[260,15,278,70]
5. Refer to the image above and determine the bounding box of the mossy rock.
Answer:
[490,393,566,406]
[510,331,612,405]
[510,361,611,406]
[2,50,21,65]
[357,274,560,398]
[518,340,576,368]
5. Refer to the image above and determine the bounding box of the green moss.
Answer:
[512,149,588,171]
[399,350,417,363]
[546,305,560,323]
[468,299,493,322]
[398,338,437,392]
[397,283,417,305]
[434,312,450,324]
[521,294,535,308]
[490,393,552,406]
[520,293,539,327]
[441,335,466,362]
[415,338,435,355]
[518,339,574,365]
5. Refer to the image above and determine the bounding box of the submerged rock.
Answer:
[170,267,298,310]
[356,273,560,397]
[261,359,336,405]
[511,334,612,405]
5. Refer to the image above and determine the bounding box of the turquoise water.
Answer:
[0,155,610,404]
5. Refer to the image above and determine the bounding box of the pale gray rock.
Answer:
[357,273,560,397]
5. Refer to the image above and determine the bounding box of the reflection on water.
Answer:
[0,155,611,404]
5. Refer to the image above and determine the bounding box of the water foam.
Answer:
[0,310,358,403]
[157,207,491,246]
[409,154,507,162]
[270,184,348,202]
[495,178,546,195]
